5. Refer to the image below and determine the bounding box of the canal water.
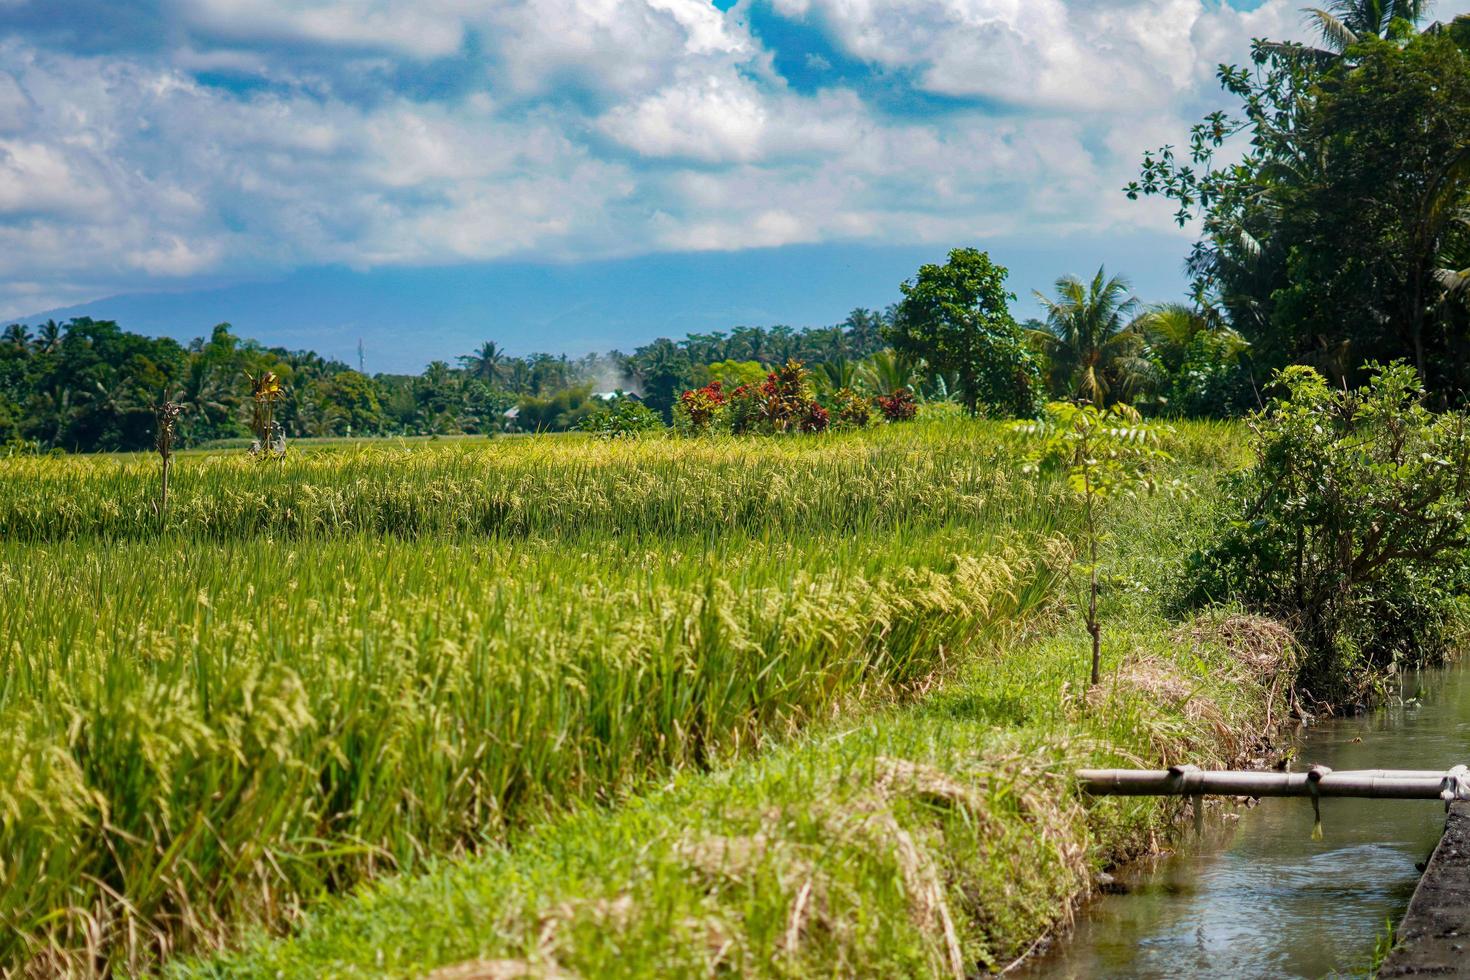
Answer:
[1019,666,1470,979]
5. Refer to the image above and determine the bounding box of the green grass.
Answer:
[0,417,1262,976]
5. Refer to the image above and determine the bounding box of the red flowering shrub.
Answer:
[802,402,830,433]
[674,381,727,434]
[762,359,818,433]
[682,360,833,436]
[727,382,765,434]
[876,388,918,422]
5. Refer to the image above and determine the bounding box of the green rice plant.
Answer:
[0,418,1033,543]
[0,468,1066,974]
[184,474,1287,980]
[0,418,1250,975]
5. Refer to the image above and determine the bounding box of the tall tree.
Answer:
[3,324,31,349]
[459,341,507,383]
[885,248,1042,417]
[1304,0,1432,54]
[1129,26,1470,401]
[629,339,694,421]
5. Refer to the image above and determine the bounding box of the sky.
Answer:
[3,0,1469,372]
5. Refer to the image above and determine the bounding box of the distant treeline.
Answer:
[0,312,894,453]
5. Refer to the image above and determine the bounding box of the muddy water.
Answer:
[1019,667,1470,979]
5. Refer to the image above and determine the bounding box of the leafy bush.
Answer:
[1167,330,1257,419]
[578,398,665,438]
[514,385,598,432]
[831,388,874,429]
[762,359,824,433]
[876,388,919,422]
[726,381,765,435]
[673,381,727,435]
[704,359,766,389]
[1183,362,1470,699]
[682,361,830,435]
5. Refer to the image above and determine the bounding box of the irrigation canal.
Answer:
[1017,666,1470,979]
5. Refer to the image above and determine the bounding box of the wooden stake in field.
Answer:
[155,397,182,523]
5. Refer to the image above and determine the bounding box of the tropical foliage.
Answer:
[1184,362,1470,699]
[885,248,1043,418]
[1128,11,1470,403]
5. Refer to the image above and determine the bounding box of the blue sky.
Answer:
[3,0,1468,371]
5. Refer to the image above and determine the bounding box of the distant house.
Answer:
[502,406,520,421]
[591,390,642,402]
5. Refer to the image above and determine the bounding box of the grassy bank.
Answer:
[188,482,1291,978]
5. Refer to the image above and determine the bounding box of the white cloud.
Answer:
[2,0,1468,318]
[183,0,470,59]
[765,0,1308,111]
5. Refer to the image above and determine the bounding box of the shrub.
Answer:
[762,359,819,433]
[1183,362,1470,700]
[674,382,727,435]
[727,382,765,435]
[876,388,919,423]
[578,398,665,438]
[831,388,874,430]
[686,361,830,436]
[515,385,598,432]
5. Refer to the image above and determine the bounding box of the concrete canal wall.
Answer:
[1379,801,1470,977]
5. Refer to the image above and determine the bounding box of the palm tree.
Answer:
[507,359,532,394]
[176,358,236,443]
[3,323,30,349]
[1033,267,1151,406]
[767,325,800,364]
[815,358,858,395]
[1132,304,1213,375]
[1304,0,1432,53]
[34,320,61,354]
[857,349,921,395]
[458,341,507,384]
[730,326,769,363]
[842,308,886,357]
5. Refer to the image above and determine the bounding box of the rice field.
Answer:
[1,419,1098,976]
[189,433,1283,980]
[0,424,1030,543]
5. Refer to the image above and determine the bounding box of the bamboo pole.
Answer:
[1078,764,1469,802]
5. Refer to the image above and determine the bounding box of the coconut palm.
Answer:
[3,323,30,349]
[1033,267,1152,406]
[459,341,507,384]
[815,358,858,395]
[34,320,61,354]
[1304,0,1433,52]
[1131,304,1240,374]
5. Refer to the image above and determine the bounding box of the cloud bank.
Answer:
[0,0,1443,317]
